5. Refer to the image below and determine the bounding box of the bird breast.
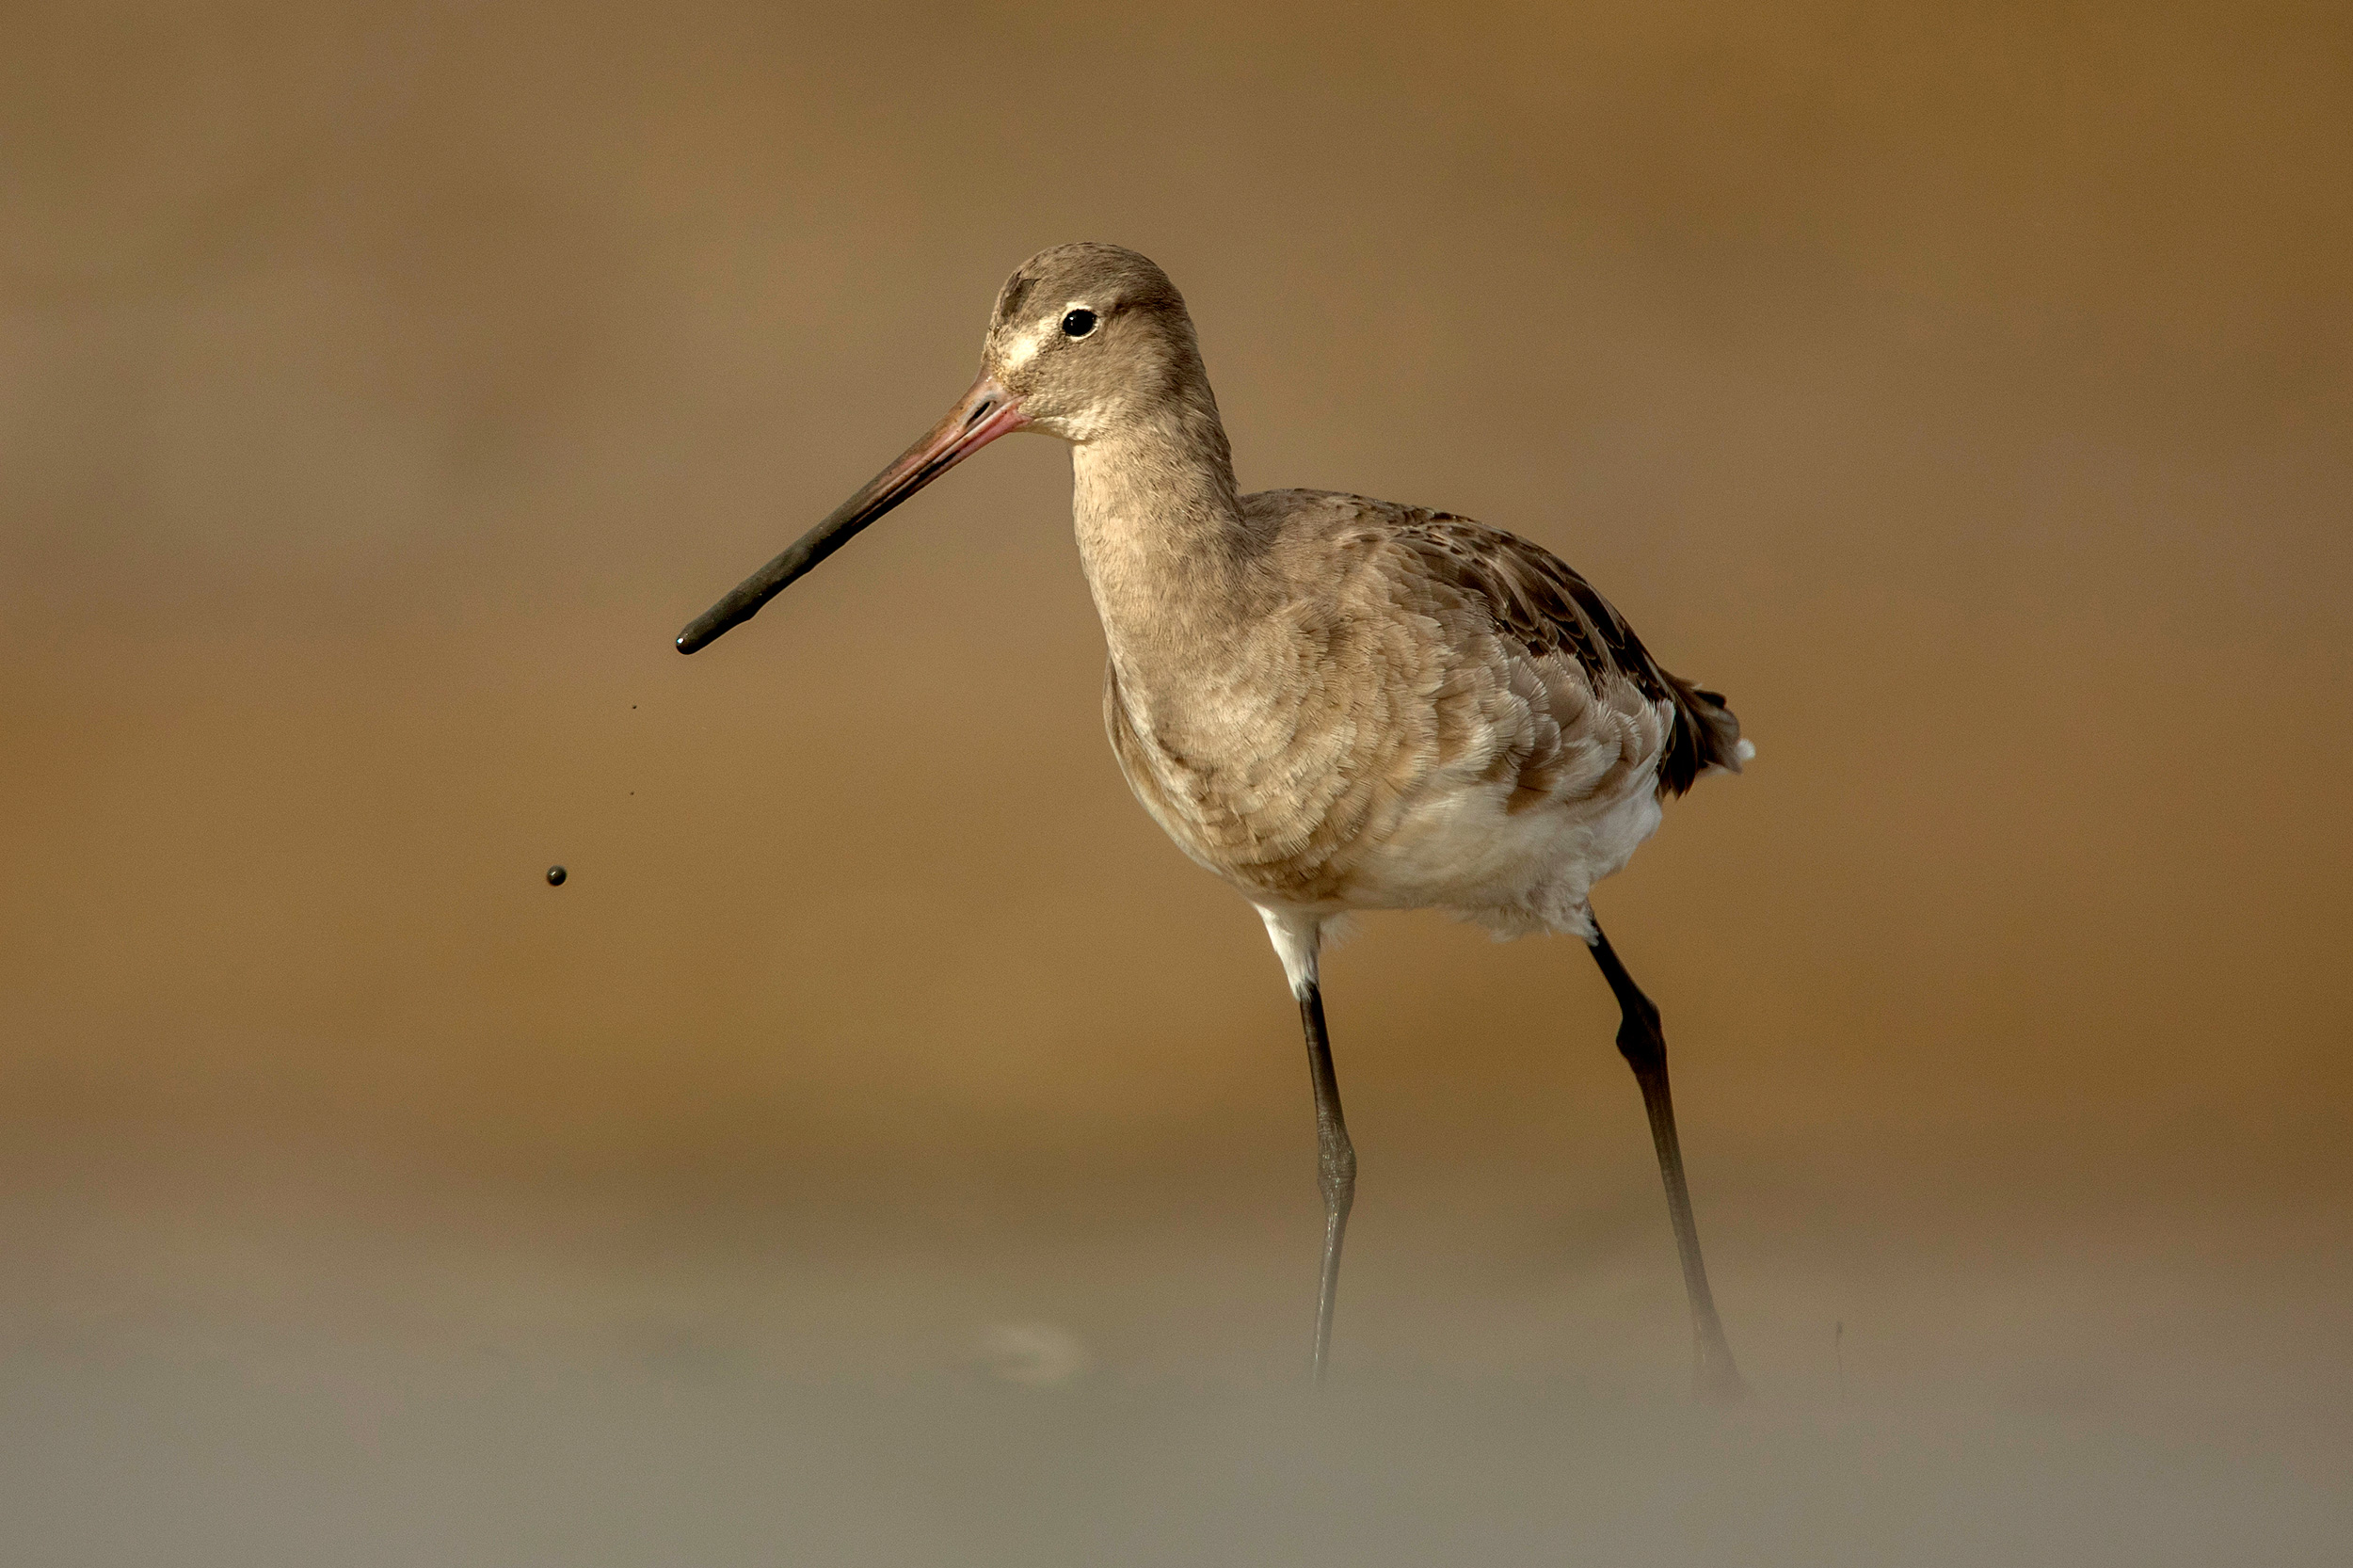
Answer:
[1098,578,1672,916]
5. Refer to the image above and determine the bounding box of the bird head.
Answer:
[676,242,1197,655]
[979,242,1206,444]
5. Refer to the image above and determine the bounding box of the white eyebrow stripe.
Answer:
[998,321,1052,370]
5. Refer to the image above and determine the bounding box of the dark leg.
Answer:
[1587,916,1747,1402]
[1298,979,1356,1384]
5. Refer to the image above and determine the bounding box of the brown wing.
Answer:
[1382,511,1744,798]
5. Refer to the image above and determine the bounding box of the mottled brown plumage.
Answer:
[991,243,1744,946]
[1098,488,1745,922]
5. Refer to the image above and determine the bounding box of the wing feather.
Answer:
[1368,508,1745,799]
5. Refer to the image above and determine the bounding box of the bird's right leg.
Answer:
[1585,913,1748,1403]
[1257,907,1355,1384]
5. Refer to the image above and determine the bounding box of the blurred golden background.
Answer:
[3,1,2348,1560]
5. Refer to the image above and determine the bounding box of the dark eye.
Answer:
[1061,308,1097,338]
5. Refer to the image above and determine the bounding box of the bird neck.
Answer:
[1068,397,1272,675]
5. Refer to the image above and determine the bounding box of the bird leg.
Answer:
[1586,917,1747,1402]
[1296,978,1356,1384]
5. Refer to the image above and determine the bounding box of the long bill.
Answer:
[676,375,1028,654]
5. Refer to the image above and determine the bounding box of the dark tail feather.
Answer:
[1657,677,1746,798]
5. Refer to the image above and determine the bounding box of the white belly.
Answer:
[1305,760,1665,939]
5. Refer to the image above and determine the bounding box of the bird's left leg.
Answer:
[1257,907,1354,1384]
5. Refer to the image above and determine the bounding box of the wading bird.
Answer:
[678,244,1751,1398]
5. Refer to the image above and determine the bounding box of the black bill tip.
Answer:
[672,497,891,656]
[676,575,772,655]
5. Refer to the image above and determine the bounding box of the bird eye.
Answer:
[1061,308,1097,338]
